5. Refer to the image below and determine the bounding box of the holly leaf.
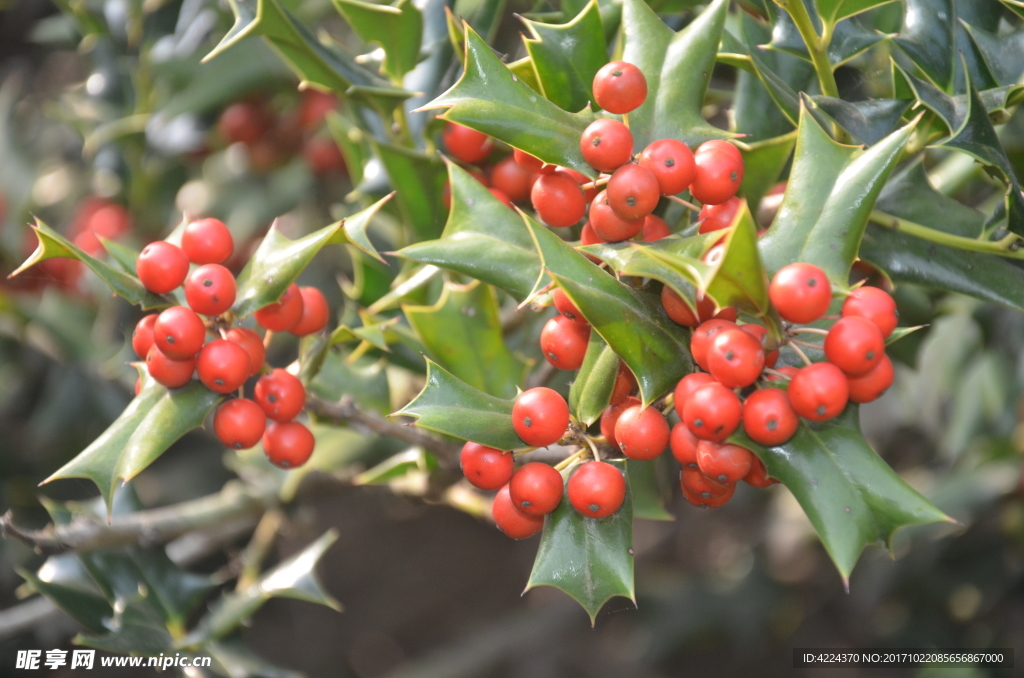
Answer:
[739,132,797,214]
[521,0,607,113]
[627,458,673,521]
[397,161,543,301]
[17,559,112,633]
[372,139,448,242]
[893,0,955,91]
[747,48,802,127]
[395,358,523,450]
[733,407,951,584]
[812,0,897,27]
[807,96,913,146]
[97,236,141,275]
[961,22,1024,88]
[10,218,170,310]
[568,332,620,427]
[325,111,366,186]
[758,103,916,283]
[526,459,634,625]
[766,2,885,68]
[353,447,438,486]
[332,0,423,81]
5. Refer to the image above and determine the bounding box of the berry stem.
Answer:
[789,327,829,336]
[262,330,274,349]
[622,112,630,130]
[762,367,794,380]
[790,338,823,350]
[511,446,540,458]
[580,175,610,192]
[787,341,814,367]
[345,340,372,365]
[581,434,602,462]
[553,447,590,471]
[666,195,701,213]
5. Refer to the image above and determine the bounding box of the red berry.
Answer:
[513,148,555,174]
[181,218,234,265]
[567,461,626,518]
[254,368,306,421]
[509,462,564,515]
[136,241,189,294]
[842,286,898,338]
[600,396,640,450]
[225,327,266,376]
[290,287,330,336]
[680,466,734,507]
[184,264,236,317]
[769,263,832,324]
[739,323,779,368]
[788,362,849,421]
[847,354,894,403]
[297,89,337,130]
[540,315,590,370]
[580,119,634,173]
[742,388,799,446]
[706,328,765,388]
[489,188,514,208]
[146,346,195,388]
[443,122,493,164]
[690,149,743,206]
[662,286,699,326]
[695,139,742,165]
[262,421,315,469]
[606,164,660,221]
[558,168,598,202]
[766,365,800,382]
[824,316,885,376]
[254,283,305,332]
[132,314,158,359]
[690,319,738,372]
[492,484,544,539]
[592,61,647,114]
[580,221,605,246]
[460,441,514,490]
[154,306,207,360]
[214,398,267,449]
[696,440,753,484]
[490,156,533,202]
[552,287,586,324]
[683,382,742,442]
[589,190,643,241]
[197,339,251,394]
[670,421,700,467]
[304,136,346,175]
[698,196,742,234]
[744,456,777,488]
[219,101,270,145]
[531,172,587,227]
[673,372,716,419]
[638,139,696,195]
[614,404,670,460]
[642,215,671,241]
[705,299,737,323]
[610,362,636,406]
[512,387,570,447]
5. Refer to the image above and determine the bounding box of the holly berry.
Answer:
[136,241,189,294]
[642,215,671,241]
[197,339,251,394]
[580,221,604,246]
[787,362,849,421]
[739,323,779,368]
[531,172,587,227]
[181,218,233,265]
[673,372,716,419]
[490,189,514,208]
[290,287,330,336]
[661,286,699,326]
[509,462,564,515]
[769,263,832,324]
[682,382,742,442]
[614,404,670,460]
[690,147,743,206]
[146,346,195,388]
[490,156,533,202]
[638,139,696,195]
[606,164,660,221]
[512,387,570,447]
[766,365,800,382]
[698,196,741,234]
[680,466,734,508]
[513,148,554,174]
[696,139,743,165]
[600,396,640,450]
[589,190,643,241]
[743,456,777,488]
[706,328,765,388]
[255,283,305,332]
[824,316,885,376]
[304,136,346,175]
[552,287,585,323]
[254,368,306,421]
[540,315,590,370]
[742,387,799,446]
[262,421,315,469]
[214,398,267,449]
[154,306,207,360]
[690,318,738,371]
[297,89,337,130]
[132,314,158,359]
[219,101,270,145]
[610,362,636,406]
[696,440,753,484]
[184,264,237,317]
[670,421,700,467]
[847,354,894,403]
[225,327,266,376]
[460,442,514,490]
[492,484,544,539]
[442,123,493,164]
[842,286,898,338]
[567,461,626,519]
[592,61,647,114]
[580,119,634,173]
[559,168,598,202]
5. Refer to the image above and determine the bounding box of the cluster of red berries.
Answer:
[130,217,330,469]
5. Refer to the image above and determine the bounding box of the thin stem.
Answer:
[789,327,829,336]
[580,434,602,462]
[553,447,589,471]
[622,112,630,130]
[262,330,274,350]
[667,195,702,213]
[870,210,1024,259]
[581,176,610,192]
[660,394,675,417]
[763,367,794,380]
[790,338,822,350]
[787,341,814,366]
[512,446,540,458]
[345,340,372,365]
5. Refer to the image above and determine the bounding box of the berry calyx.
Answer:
[197,339,251,394]
[842,286,898,338]
[460,442,514,490]
[255,283,305,332]
[184,264,237,317]
[254,368,306,421]
[567,461,626,519]
[824,316,885,376]
[673,372,716,419]
[592,61,647,114]
[606,164,660,221]
[552,287,586,324]
[670,421,700,467]
[696,440,754,484]
[600,396,640,450]
[290,287,330,336]
[490,156,533,202]
[742,388,799,446]
[492,484,544,539]
[847,354,894,403]
[683,382,742,442]
[442,123,493,164]
[540,315,590,370]
[181,218,233,265]
[614,404,670,460]
[690,146,743,206]
[509,462,564,516]
[154,306,207,360]
[589,190,643,242]
[225,327,266,376]
[769,263,832,324]
[706,327,765,388]
[132,314,158,359]
[690,319,738,372]
[512,387,570,447]
[642,215,671,241]
[146,346,195,388]
[638,139,696,195]
[698,196,741,234]
[136,241,189,294]
[787,362,849,421]
[262,421,315,469]
[531,172,587,227]
[513,148,555,174]
[580,119,634,173]
[214,398,267,449]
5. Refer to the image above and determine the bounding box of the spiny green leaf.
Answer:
[747,47,802,127]
[76,597,174,654]
[813,0,897,27]
[568,332,620,427]
[371,139,448,242]
[739,132,797,214]
[892,0,955,91]
[807,96,913,147]
[627,458,673,521]
[325,110,367,187]
[522,0,607,113]
[766,1,885,68]
[332,0,423,81]
[326,193,394,263]
[18,561,112,633]
[961,22,1024,88]
[97,236,140,274]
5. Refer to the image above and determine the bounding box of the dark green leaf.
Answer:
[353,447,438,485]
[747,48,802,127]
[961,22,1024,88]
[807,96,913,146]
[372,139,448,242]
[18,561,112,633]
[739,132,796,211]
[309,350,391,414]
[627,458,673,521]
[522,0,607,113]
[77,598,174,654]
[813,0,897,25]
[207,634,305,678]
[893,0,955,91]
[767,1,885,68]
[568,332,620,426]
[325,111,367,187]
[332,0,423,81]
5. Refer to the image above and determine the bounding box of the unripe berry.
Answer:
[262,421,315,468]
[197,339,251,394]
[181,218,234,265]
[214,398,267,449]
[492,484,544,539]
[614,404,670,460]
[184,264,236,317]
[592,61,647,114]
[511,387,570,447]
[769,263,832,324]
[580,119,634,173]
[136,241,189,294]
[254,283,305,332]
[509,462,564,515]
[567,461,626,519]
[154,306,207,360]
[290,287,330,336]
[460,442,514,490]
[606,164,660,221]
[540,315,590,370]
[787,362,849,421]
[638,139,696,195]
